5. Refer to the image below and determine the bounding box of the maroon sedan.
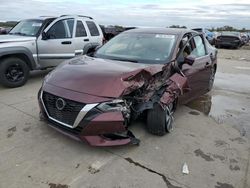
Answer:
[38,28,217,146]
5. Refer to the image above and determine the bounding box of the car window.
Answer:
[76,21,87,37]
[47,19,74,39]
[86,21,100,36]
[191,36,206,57]
[96,33,176,64]
[9,19,43,36]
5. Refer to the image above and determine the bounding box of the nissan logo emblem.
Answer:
[56,98,66,110]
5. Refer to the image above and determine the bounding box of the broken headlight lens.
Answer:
[97,100,126,112]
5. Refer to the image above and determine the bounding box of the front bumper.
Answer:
[38,87,139,146]
[215,40,240,47]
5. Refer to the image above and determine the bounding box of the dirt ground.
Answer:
[0,47,249,188]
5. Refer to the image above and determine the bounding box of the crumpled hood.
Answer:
[0,35,36,43]
[45,56,165,98]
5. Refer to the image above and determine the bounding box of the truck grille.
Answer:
[42,91,85,126]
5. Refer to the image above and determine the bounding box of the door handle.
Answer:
[61,41,72,44]
[84,39,89,42]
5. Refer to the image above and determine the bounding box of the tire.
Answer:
[208,66,216,91]
[0,57,30,88]
[146,103,174,136]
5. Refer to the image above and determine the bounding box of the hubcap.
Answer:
[165,103,174,132]
[5,64,24,82]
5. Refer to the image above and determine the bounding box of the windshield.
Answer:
[9,19,43,36]
[95,32,176,64]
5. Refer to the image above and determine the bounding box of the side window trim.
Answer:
[201,34,208,55]
[64,21,71,38]
[82,21,90,37]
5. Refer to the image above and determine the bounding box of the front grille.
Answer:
[42,91,85,126]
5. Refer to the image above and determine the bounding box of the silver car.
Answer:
[0,15,104,87]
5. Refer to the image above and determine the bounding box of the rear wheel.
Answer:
[0,58,29,88]
[146,102,174,136]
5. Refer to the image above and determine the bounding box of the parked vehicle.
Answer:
[0,15,103,87]
[215,31,242,49]
[104,26,136,41]
[192,28,215,45]
[38,28,218,146]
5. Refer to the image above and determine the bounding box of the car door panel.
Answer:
[178,35,212,104]
[37,18,76,68]
[73,20,90,56]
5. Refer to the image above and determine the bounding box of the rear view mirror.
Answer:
[184,55,196,65]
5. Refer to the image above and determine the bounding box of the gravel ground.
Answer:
[218,45,250,61]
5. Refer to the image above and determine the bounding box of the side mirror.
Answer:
[184,55,196,65]
[42,31,48,40]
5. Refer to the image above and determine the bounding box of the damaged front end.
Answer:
[121,65,188,118]
[39,63,188,147]
[99,65,189,145]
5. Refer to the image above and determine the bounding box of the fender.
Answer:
[0,47,37,69]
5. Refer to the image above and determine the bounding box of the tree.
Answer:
[169,25,187,29]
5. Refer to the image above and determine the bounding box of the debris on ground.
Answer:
[88,161,103,174]
[182,162,189,174]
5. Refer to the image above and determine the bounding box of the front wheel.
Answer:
[146,103,174,136]
[0,58,30,88]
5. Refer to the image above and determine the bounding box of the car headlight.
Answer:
[97,99,126,112]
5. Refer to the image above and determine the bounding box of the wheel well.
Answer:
[0,54,32,69]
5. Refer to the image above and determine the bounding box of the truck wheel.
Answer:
[0,58,29,88]
[146,103,174,136]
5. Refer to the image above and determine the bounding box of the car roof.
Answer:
[124,28,196,35]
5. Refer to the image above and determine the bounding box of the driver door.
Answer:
[37,18,75,68]
[179,34,212,103]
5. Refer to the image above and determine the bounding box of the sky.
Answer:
[0,0,250,29]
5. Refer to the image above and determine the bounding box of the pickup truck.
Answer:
[0,15,104,87]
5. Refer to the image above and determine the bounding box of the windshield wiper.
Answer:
[110,57,138,63]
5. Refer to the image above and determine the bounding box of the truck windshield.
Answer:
[9,19,43,36]
[95,32,176,64]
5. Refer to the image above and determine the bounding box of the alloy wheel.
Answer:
[5,64,25,82]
